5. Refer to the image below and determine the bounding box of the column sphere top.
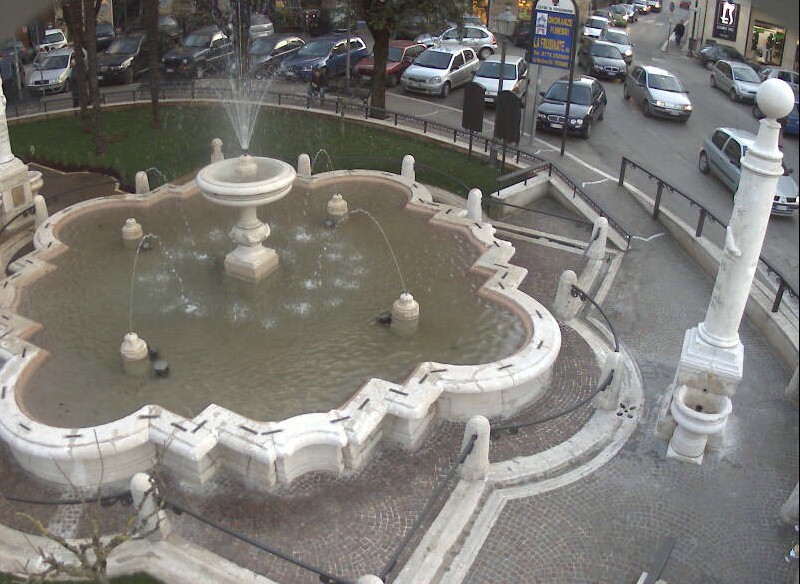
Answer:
[756,78,795,120]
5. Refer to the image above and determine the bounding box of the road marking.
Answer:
[582,178,610,187]
[630,232,665,242]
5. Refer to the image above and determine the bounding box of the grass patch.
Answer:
[0,572,162,584]
[8,105,502,195]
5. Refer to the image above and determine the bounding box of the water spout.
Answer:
[311,149,334,173]
[349,208,407,295]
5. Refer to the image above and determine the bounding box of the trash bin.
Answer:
[496,7,517,37]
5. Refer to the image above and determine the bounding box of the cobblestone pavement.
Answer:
[1,155,797,584]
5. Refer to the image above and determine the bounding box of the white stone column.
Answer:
[33,194,48,227]
[135,171,150,194]
[593,351,622,411]
[459,415,490,481]
[553,269,581,321]
[585,216,608,261]
[401,155,415,181]
[466,188,483,222]
[297,153,311,177]
[130,472,171,540]
[210,138,224,163]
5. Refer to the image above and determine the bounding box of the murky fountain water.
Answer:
[17,178,526,428]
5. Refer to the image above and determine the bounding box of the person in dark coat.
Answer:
[673,21,686,48]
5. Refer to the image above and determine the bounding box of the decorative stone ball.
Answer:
[756,78,795,120]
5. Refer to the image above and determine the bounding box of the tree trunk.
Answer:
[61,0,90,129]
[145,0,161,128]
[368,26,391,117]
[83,0,105,155]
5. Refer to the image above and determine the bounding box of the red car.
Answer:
[355,40,426,86]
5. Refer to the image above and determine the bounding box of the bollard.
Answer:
[129,473,171,540]
[33,195,48,227]
[592,351,621,411]
[459,415,490,481]
[466,188,483,223]
[210,138,224,163]
[585,216,608,261]
[553,270,581,321]
[297,153,312,177]
[401,154,415,181]
[134,171,150,194]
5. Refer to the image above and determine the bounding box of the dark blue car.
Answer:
[752,94,800,136]
[278,34,368,81]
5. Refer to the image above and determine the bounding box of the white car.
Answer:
[26,47,74,95]
[583,16,609,39]
[471,54,527,104]
[35,28,68,55]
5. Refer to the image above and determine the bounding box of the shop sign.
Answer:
[528,0,576,70]
[713,0,739,41]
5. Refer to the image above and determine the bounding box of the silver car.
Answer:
[759,67,799,93]
[624,65,692,120]
[602,28,634,64]
[710,59,761,102]
[437,25,497,60]
[471,54,527,104]
[26,47,74,95]
[401,46,479,97]
[699,127,798,215]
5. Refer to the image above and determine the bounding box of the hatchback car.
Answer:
[624,65,692,120]
[609,5,630,27]
[162,27,233,78]
[248,34,305,79]
[355,40,426,86]
[471,54,528,105]
[437,25,497,60]
[26,46,73,94]
[758,67,799,93]
[583,17,609,39]
[632,0,650,13]
[35,28,68,55]
[752,93,799,136]
[620,4,638,23]
[401,46,480,97]
[98,32,152,84]
[95,22,116,51]
[249,14,275,39]
[699,127,798,215]
[710,59,761,102]
[578,40,627,79]
[279,35,368,81]
[536,76,607,138]
[697,41,745,67]
[602,29,634,64]
[647,0,663,12]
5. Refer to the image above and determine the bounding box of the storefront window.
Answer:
[750,21,785,66]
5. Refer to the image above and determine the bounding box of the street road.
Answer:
[18,10,799,289]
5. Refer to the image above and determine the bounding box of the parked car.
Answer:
[602,29,634,64]
[95,22,116,51]
[647,0,663,12]
[583,17,609,39]
[624,65,692,120]
[699,127,799,215]
[26,46,73,94]
[609,5,631,27]
[758,67,799,93]
[162,26,233,78]
[632,0,650,14]
[752,93,799,136]
[249,13,275,39]
[35,28,68,55]
[436,24,497,60]
[710,59,761,102]
[697,41,745,68]
[592,10,613,20]
[248,34,305,79]
[401,45,480,98]
[513,23,531,47]
[395,15,445,41]
[620,4,639,23]
[471,54,528,105]
[1,39,34,64]
[279,35,368,81]
[355,40,426,86]
[0,53,26,99]
[98,32,152,85]
[578,40,627,80]
[157,14,183,45]
[536,76,607,138]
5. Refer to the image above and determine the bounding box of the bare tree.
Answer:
[82,0,106,155]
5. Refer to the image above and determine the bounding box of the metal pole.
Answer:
[345,0,351,89]
[664,11,673,53]
[498,41,507,95]
[529,63,541,142]
[559,3,579,157]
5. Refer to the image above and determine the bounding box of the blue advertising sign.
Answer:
[529,0,577,69]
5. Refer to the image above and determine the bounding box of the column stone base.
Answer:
[224,246,279,282]
[674,326,743,396]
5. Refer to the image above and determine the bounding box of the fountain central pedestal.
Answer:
[196,154,296,282]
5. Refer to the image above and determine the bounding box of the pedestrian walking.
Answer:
[673,21,686,48]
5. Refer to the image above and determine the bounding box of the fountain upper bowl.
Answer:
[196,154,296,207]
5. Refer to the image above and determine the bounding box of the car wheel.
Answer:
[440,81,451,98]
[752,102,763,118]
[478,48,493,60]
[709,74,716,88]
[599,104,605,120]
[729,88,737,101]
[195,64,206,79]
[643,100,651,117]
[623,83,630,100]
[62,78,70,94]
[581,121,592,139]
[698,151,710,174]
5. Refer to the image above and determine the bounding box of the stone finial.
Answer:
[553,270,580,321]
[401,155,415,181]
[467,188,483,222]
[33,195,48,227]
[327,193,348,220]
[121,332,149,376]
[780,482,799,525]
[586,216,608,261]
[122,218,144,248]
[134,171,150,194]
[130,473,171,540]
[210,138,224,163]
[297,153,312,177]
[460,415,490,481]
[391,292,419,336]
[593,351,622,411]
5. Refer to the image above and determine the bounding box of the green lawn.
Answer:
[0,572,161,584]
[8,105,501,195]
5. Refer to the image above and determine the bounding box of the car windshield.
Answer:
[545,82,592,105]
[250,38,276,55]
[183,34,211,48]
[96,24,114,35]
[611,6,627,13]
[105,38,139,54]
[298,40,334,57]
[387,46,406,61]
[586,18,606,28]
[40,54,69,70]
[648,73,684,92]
[159,16,177,27]
[732,67,759,82]
[414,50,452,69]
[476,61,517,80]
[43,32,64,44]
[604,31,629,44]
[591,44,622,59]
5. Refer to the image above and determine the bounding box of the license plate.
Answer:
[98,75,104,80]
[165,68,174,73]
[668,110,679,116]
[550,123,563,129]
[774,204,788,211]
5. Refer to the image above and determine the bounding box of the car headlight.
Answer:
[654,100,666,108]
[537,113,547,120]
[570,118,583,126]
[684,104,693,111]
[624,49,632,56]
[302,65,313,71]
[593,64,604,70]
[430,76,441,84]
[182,58,188,65]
